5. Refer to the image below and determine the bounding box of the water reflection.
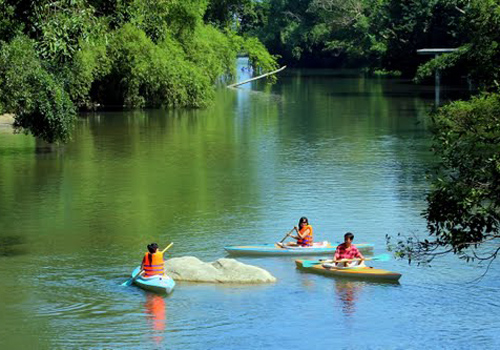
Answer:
[299,272,316,289]
[144,294,167,346]
[0,235,26,257]
[2,68,489,349]
[334,280,364,316]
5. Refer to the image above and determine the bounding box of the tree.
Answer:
[388,93,500,265]
[0,0,23,42]
[204,0,253,28]
[309,0,387,67]
[416,0,500,89]
[0,0,277,143]
[0,36,76,143]
[254,0,334,66]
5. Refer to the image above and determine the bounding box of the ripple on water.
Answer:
[36,302,100,317]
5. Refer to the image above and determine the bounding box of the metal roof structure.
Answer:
[416,48,459,105]
[417,48,459,55]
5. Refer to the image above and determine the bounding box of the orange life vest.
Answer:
[297,225,313,247]
[143,252,164,277]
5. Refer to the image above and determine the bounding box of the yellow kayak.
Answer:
[295,259,401,282]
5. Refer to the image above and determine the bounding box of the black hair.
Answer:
[298,216,309,228]
[147,243,159,265]
[344,232,354,241]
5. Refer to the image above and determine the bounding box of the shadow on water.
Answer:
[0,235,26,257]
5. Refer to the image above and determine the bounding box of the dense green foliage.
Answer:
[105,24,213,108]
[388,94,500,264]
[235,0,500,85]
[415,0,500,90]
[4,0,500,144]
[0,0,277,143]
[204,0,253,28]
[0,36,75,143]
[253,0,462,72]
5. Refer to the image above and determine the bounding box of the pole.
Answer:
[435,54,441,106]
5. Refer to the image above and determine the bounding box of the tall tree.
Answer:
[388,93,500,266]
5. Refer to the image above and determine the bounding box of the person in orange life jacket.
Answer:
[281,216,314,247]
[141,243,165,278]
[334,232,365,267]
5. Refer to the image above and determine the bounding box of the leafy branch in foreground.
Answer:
[387,93,500,265]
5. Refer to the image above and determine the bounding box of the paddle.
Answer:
[276,227,295,248]
[281,228,296,242]
[161,242,174,254]
[121,243,174,286]
[121,269,144,286]
[301,254,391,268]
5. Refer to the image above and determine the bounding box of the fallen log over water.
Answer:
[227,65,287,88]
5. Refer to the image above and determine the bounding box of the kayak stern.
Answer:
[131,266,176,294]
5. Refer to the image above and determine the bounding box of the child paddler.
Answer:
[278,217,314,247]
[140,243,165,278]
[334,232,365,267]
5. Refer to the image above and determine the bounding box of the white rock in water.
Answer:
[165,256,276,283]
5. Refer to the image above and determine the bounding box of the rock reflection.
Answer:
[334,280,363,316]
[144,294,167,345]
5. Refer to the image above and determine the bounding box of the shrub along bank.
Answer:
[0,0,277,143]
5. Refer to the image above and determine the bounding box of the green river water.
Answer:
[1,64,499,349]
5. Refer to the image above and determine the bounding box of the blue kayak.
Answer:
[131,266,176,294]
[224,242,374,256]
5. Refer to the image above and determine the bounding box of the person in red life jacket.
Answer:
[287,216,314,247]
[141,243,165,278]
[334,232,365,267]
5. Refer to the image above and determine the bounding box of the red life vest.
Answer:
[143,252,164,277]
[297,225,313,247]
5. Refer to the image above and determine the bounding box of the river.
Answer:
[0,62,499,349]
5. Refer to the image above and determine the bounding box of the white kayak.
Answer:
[224,242,374,256]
